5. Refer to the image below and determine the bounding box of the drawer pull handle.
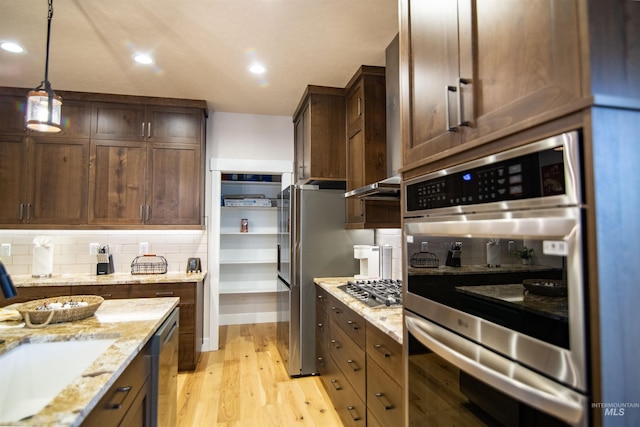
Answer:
[101,294,113,297]
[375,392,394,410]
[346,359,360,371]
[330,339,341,349]
[346,320,359,330]
[156,291,174,296]
[346,406,361,421]
[317,322,324,328]
[374,344,391,358]
[108,385,133,410]
[317,356,325,367]
[331,306,340,314]
[318,295,325,301]
[330,379,342,390]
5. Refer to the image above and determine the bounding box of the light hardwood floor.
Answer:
[176,323,344,426]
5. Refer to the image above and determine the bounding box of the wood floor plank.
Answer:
[177,323,344,427]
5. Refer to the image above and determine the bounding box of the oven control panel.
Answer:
[406,146,566,212]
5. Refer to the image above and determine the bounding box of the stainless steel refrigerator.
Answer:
[276,184,372,376]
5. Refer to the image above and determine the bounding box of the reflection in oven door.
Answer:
[406,311,588,427]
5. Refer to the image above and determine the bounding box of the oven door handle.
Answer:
[405,312,586,426]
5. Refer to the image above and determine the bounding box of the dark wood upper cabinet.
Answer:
[401,0,585,171]
[293,86,346,183]
[0,87,207,228]
[344,66,400,229]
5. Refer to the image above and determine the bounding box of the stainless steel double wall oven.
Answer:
[403,131,591,426]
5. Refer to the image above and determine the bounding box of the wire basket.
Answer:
[410,251,440,268]
[131,255,168,275]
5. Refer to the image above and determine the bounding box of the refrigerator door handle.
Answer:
[405,312,585,426]
[277,243,281,272]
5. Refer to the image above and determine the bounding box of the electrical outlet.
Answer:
[139,242,149,255]
[89,243,100,255]
[1,243,11,257]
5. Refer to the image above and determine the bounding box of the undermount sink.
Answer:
[0,338,117,424]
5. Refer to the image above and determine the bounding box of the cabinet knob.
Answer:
[346,406,362,421]
[346,359,360,371]
[375,392,394,410]
[374,343,391,358]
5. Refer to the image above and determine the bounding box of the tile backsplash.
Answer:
[0,230,208,276]
[375,228,403,280]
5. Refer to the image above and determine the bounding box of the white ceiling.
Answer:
[0,0,399,117]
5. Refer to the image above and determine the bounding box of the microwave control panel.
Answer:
[406,147,566,212]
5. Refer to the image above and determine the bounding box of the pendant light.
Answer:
[26,0,62,133]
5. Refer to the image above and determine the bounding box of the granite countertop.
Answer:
[314,277,403,344]
[0,297,179,426]
[11,272,207,288]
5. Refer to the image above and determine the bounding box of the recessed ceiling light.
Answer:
[133,53,154,65]
[1,42,24,53]
[249,63,267,74]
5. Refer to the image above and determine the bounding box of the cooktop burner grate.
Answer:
[338,279,403,308]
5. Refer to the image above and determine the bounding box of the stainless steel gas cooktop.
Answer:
[338,279,403,308]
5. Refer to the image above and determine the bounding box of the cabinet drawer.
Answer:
[130,282,195,303]
[329,318,366,401]
[316,285,331,313]
[319,355,366,427]
[316,300,330,375]
[81,344,151,427]
[366,355,404,427]
[366,321,403,382]
[328,296,366,348]
[1,286,71,307]
[71,284,132,299]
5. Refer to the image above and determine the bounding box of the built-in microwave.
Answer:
[403,131,590,426]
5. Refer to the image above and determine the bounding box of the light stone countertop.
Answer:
[314,277,403,344]
[0,297,179,426]
[11,271,207,288]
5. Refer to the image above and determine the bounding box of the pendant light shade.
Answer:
[26,88,62,132]
[26,0,62,133]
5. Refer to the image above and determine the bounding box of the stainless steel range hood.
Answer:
[344,175,400,199]
[345,34,401,201]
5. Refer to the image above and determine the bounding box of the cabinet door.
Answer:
[28,137,89,224]
[46,99,91,138]
[0,135,29,224]
[463,0,582,143]
[92,102,147,141]
[346,81,364,133]
[146,143,201,225]
[147,106,202,144]
[0,94,27,135]
[403,0,461,166]
[89,140,147,224]
[293,105,309,182]
[346,130,365,223]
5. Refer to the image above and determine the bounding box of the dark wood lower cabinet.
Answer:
[315,284,404,427]
[81,341,151,427]
[3,281,202,371]
[74,281,203,371]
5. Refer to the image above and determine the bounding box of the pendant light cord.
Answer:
[43,0,53,88]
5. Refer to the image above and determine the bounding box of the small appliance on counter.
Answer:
[96,245,114,275]
[354,245,380,279]
[445,241,462,267]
